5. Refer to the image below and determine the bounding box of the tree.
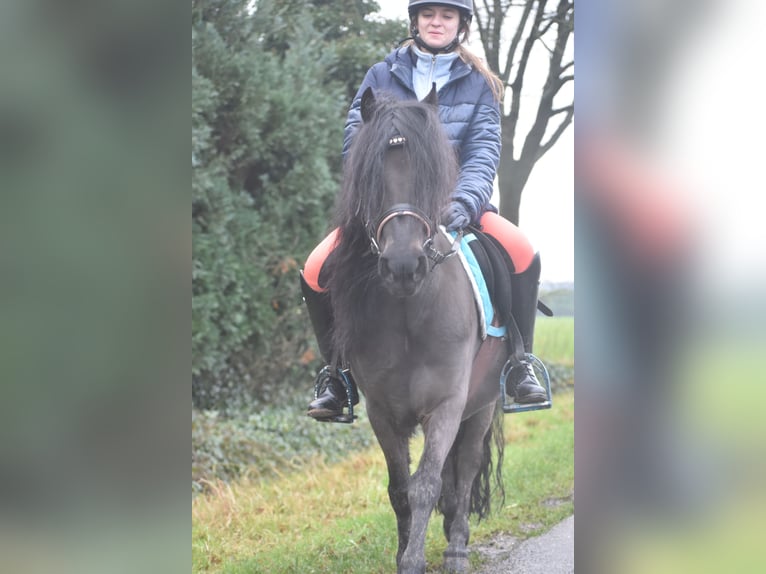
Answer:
[474,0,574,224]
[192,0,346,408]
[191,0,407,409]
[261,0,408,101]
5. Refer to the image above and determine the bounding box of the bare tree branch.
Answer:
[538,107,574,159]
[538,15,556,37]
[550,104,574,116]
[507,0,547,140]
[501,0,535,82]
[472,0,573,223]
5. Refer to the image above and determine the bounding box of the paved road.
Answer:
[472,515,574,574]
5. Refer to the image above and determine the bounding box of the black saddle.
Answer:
[464,225,553,327]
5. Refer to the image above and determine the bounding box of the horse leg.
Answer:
[367,411,413,569]
[439,449,458,542]
[442,404,496,573]
[399,402,464,574]
[387,441,414,569]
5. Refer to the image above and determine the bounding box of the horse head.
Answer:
[358,87,452,297]
[374,200,433,297]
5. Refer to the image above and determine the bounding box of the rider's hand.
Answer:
[443,201,471,231]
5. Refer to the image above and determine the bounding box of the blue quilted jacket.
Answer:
[343,46,501,222]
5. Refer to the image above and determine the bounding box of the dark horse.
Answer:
[325,87,508,574]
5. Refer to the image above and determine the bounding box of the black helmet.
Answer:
[407,0,473,19]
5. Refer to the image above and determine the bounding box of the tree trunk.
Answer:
[497,118,533,226]
[479,0,574,226]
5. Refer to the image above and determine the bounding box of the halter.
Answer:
[366,134,463,266]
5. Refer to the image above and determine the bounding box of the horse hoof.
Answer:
[397,560,426,574]
[443,558,469,573]
[443,550,469,573]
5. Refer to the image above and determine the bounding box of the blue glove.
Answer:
[442,200,471,231]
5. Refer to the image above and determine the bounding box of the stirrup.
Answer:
[499,353,552,414]
[313,366,358,424]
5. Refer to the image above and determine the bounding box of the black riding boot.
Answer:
[299,271,359,420]
[508,253,548,404]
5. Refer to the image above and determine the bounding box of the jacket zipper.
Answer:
[428,54,436,93]
[390,49,471,94]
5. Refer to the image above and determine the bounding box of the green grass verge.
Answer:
[535,315,574,366]
[192,390,573,573]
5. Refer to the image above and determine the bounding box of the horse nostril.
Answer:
[379,250,428,297]
[379,256,392,280]
[416,255,428,279]
[380,253,420,283]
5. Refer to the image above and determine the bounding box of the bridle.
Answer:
[365,134,463,267]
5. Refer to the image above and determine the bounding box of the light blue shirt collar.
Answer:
[411,46,459,101]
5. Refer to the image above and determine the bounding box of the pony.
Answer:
[324,87,508,574]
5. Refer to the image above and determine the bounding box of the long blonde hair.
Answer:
[456,44,504,103]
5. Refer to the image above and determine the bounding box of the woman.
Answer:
[300,0,547,421]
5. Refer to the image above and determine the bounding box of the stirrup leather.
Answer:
[313,366,358,424]
[499,353,553,414]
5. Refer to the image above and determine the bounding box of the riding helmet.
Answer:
[407,0,474,19]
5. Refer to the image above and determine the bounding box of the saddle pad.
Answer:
[440,227,507,340]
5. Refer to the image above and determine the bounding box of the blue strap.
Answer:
[461,233,507,338]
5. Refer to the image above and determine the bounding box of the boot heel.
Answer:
[500,354,552,414]
[310,367,358,424]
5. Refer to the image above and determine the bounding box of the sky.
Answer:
[372,0,575,282]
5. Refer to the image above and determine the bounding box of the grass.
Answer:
[193,391,573,573]
[534,315,574,366]
[192,317,574,573]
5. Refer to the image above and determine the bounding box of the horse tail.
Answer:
[469,402,505,521]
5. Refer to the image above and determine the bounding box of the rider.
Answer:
[301,0,548,420]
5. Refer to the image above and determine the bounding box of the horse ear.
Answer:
[422,83,439,108]
[360,87,376,123]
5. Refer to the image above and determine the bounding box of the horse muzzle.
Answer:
[369,203,434,297]
[378,249,429,297]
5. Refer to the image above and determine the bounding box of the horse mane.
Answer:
[326,92,458,361]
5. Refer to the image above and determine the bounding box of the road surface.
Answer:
[472,514,574,574]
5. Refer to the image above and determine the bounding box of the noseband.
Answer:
[366,134,462,266]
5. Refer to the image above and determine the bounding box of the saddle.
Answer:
[448,226,554,415]
[446,225,551,340]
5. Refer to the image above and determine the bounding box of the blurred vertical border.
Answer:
[576,1,766,572]
[0,1,187,573]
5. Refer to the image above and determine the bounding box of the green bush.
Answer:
[192,398,375,493]
[192,1,344,409]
